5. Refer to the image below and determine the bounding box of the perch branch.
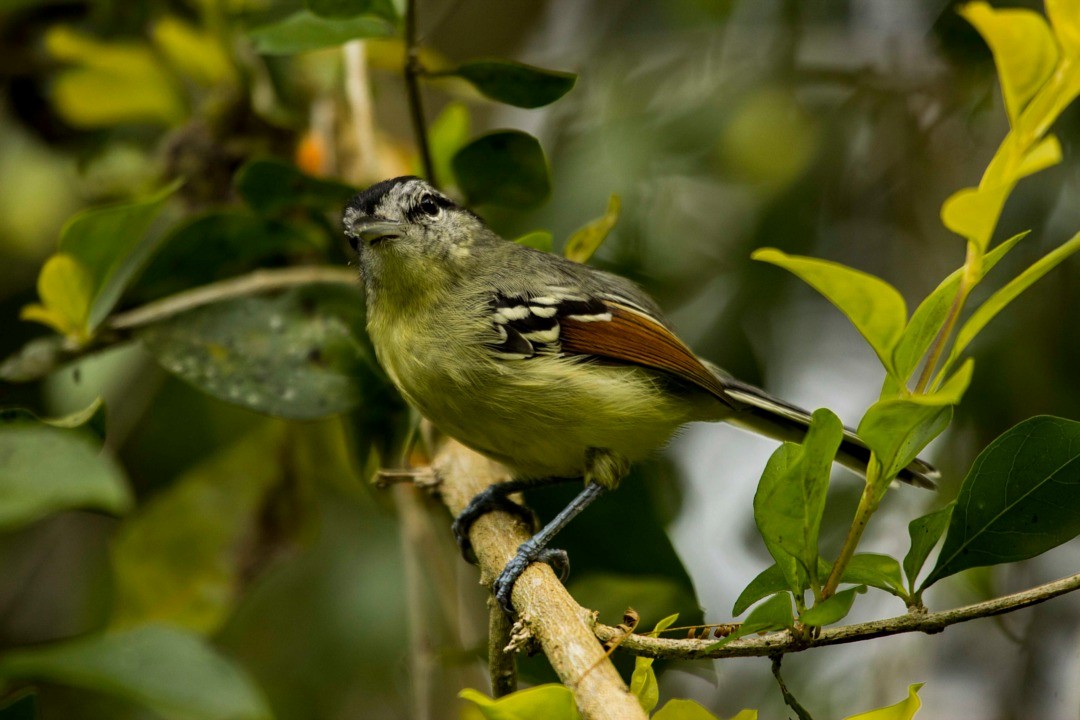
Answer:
[432,440,647,720]
[593,570,1080,659]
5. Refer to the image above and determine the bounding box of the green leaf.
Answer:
[563,194,621,264]
[710,593,794,649]
[513,230,554,252]
[20,253,94,341]
[653,699,724,720]
[138,284,379,420]
[234,158,357,215]
[629,614,678,714]
[842,683,924,720]
[0,424,131,532]
[939,184,1011,251]
[57,179,181,332]
[923,416,1080,587]
[1,396,107,441]
[0,692,36,720]
[960,3,1058,126]
[840,554,906,599]
[1047,0,1080,54]
[459,684,581,720]
[110,423,295,633]
[0,626,272,720]
[752,249,907,374]
[753,408,843,594]
[305,0,396,21]
[151,17,235,86]
[942,231,1080,378]
[732,563,788,616]
[452,131,550,208]
[858,359,973,482]
[890,230,1029,387]
[903,503,954,590]
[44,26,186,127]
[450,59,576,109]
[248,10,394,55]
[800,585,866,627]
[428,102,470,188]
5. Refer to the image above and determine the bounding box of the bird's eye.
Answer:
[418,195,440,217]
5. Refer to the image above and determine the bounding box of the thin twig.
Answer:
[107,266,356,331]
[404,0,437,185]
[771,655,814,720]
[593,570,1080,660]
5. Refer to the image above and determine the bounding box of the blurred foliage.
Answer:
[0,0,1079,719]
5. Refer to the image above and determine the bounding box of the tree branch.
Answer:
[432,440,647,720]
[593,571,1080,660]
[404,0,436,185]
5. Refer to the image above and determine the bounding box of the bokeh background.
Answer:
[1,0,1079,718]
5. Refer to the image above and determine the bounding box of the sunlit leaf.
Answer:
[450,59,576,109]
[20,253,94,340]
[1016,134,1063,178]
[653,699,725,720]
[45,27,186,127]
[840,554,906,599]
[890,230,1028,387]
[234,158,356,215]
[960,3,1058,125]
[248,10,394,55]
[138,284,380,419]
[629,614,678,714]
[753,409,843,593]
[513,230,553,252]
[923,416,1080,587]
[428,102,470,188]
[858,360,973,481]
[459,685,581,720]
[942,231,1080,377]
[152,17,235,86]
[305,0,396,21]
[903,503,954,590]
[843,683,924,720]
[800,585,865,627]
[0,626,272,720]
[452,131,550,208]
[564,194,621,264]
[710,593,793,649]
[1046,0,1080,54]
[720,87,820,188]
[0,423,131,531]
[752,249,907,373]
[939,184,1010,251]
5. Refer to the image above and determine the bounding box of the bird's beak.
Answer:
[348,219,402,248]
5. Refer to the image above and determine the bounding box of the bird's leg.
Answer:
[452,476,576,563]
[492,482,608,615]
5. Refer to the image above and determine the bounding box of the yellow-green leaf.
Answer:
[45,27,186,127]
[152,17,235,86]
[843,683,924,720]
[960,3,1058,125]
[629,613,679,714]
[653,699,723,720]
[564,194,621,264]
[513,230,554,252]
[459,685,581,720]
[1016,134,1063,178]
[752,249,907,373]
[939,184,1010,250]
[428,102,470,188]
[1046,0,1080,55]
[20,254,93,341]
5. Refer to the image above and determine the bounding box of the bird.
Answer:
[343,175,936,614]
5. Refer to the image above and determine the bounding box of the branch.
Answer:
[432,440,648,720]
[593,571,1080,660]
[403,0,436,185]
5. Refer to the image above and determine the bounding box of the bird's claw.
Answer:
[493,541,570,615]
[452,493,536,564]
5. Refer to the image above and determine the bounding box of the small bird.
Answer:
[344,176,935,614]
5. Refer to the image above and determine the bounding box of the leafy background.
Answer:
[1,1,1079,719]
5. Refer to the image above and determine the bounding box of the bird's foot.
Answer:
[452,486,536,564]
[493,540,570,615]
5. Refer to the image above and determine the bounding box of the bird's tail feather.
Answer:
[720,378,938,489]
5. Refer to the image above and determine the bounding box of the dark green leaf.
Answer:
[840,554,906,599]
[732,563,788,616]
[858,360,973,482]
[753,408,843,594]
[0,626,272,720]
[234,158,357,215]
[710,593,793,649]
[0,692,36,720]
[131,212,319,302]
[138,284,380,419]
[924,416,1080,587]
[0,424,131,531]
[452,131,550,208]
[904,503,954,589]
[451,59,576,109]
[248,11,394,55]
[800,585,865,627]
[305,0,396,21]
